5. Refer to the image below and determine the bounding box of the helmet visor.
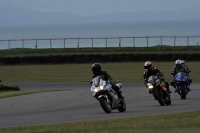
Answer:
[92,68,100,75]
[144,65,151,70]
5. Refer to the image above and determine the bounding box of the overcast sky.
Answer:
[2,0,200,16]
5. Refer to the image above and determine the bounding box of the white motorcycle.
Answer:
[91,76,126,113]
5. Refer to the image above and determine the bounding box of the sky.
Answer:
[2,0,200,16]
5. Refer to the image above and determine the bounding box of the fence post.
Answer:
[22,39,24,48]
[50,39,52,48]
[77,45,79,52]
[8,40,10,49]
[92,37,93,48]
[160,36,162,46]
[147,36,148,47]
[64,38,66,48]
[119,37,121,50]
[77,38,79,52]
[106,38,107,48]
[187,36,189,46]
[174,36,176,46]
[133,37,135,47]
[35,44,37,52]
[36,39,38,48]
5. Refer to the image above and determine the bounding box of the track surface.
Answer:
[0,82,199,127]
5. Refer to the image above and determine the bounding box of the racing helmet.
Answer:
[175,59,182,69]
[92,63,101,75]
[144,61,152,70]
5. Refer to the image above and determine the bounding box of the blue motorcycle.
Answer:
[174,71,190,99]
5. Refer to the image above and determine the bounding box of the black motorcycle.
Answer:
[146,75,171,106]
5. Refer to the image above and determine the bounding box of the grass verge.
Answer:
[1,46,200,57]
[0,90,65,99]
[0,62,199,83]
[0,110,199,133]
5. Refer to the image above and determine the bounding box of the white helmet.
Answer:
[175,59,182,69]
[175,59,182,64]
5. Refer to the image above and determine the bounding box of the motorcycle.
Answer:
[173,71,190,99]
[91,75,126,113]
[146,75,171,106]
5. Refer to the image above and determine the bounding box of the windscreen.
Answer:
[148,75,157,84]
[176,72,186,78]
[92,76,103,87]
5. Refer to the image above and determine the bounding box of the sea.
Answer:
[0,20,200,49]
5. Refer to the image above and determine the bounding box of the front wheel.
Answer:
[99,97,112,113]
[118,100,126,112]
[154,90,165,106]
[165,96,171,105]
[180,84,187,99]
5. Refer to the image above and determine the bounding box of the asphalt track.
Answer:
[0,82,200,127]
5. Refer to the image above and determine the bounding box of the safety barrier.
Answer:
[0,53,199,65]
[1,36,200,49]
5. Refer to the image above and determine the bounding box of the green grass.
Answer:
[0,62,199,83]
[0,110,200,133]
[0,90,66,99]
[1,46,200,57]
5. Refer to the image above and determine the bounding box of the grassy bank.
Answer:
[0,90,65,99]
[0,62,199,83]
[0,110,199,133]
[1,46,200,57]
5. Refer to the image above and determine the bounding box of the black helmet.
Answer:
[92,63,101,75]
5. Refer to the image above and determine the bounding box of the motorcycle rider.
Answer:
[181,60,192,83]
[170,59,191,92]
[91,63,124,100]
[143,61,171,99]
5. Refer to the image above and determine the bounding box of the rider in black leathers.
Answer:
[170,59,191,92]
[91,63,124,100]
[143,61,171,99]
[181,60,192,83]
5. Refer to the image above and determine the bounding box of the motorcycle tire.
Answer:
[165,96,171,105]
[118,100,126,112]
[154,90,165,106]
[180,84,186,99]
[99,97,112,113]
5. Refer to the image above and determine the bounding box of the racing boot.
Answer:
[160,85,170,101]
[170,81,176,88]
[187,86,191,92]
[170,81,177,93]
[163,91,170,102]
[173,86,179,93]
[117,90,124,100]
[165,82,172,94]
[189,79,192,83]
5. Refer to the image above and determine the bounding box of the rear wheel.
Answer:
[180,84,186,99]
[118,100,126,112]
[99,97,112,113]
[154,90,165,106]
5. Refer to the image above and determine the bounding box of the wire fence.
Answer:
[0,36,200,50]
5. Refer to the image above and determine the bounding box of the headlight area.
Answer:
[94,88,99,93]
[100,86,104,90]
[147,83,154,89]
[94,86,104,93]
